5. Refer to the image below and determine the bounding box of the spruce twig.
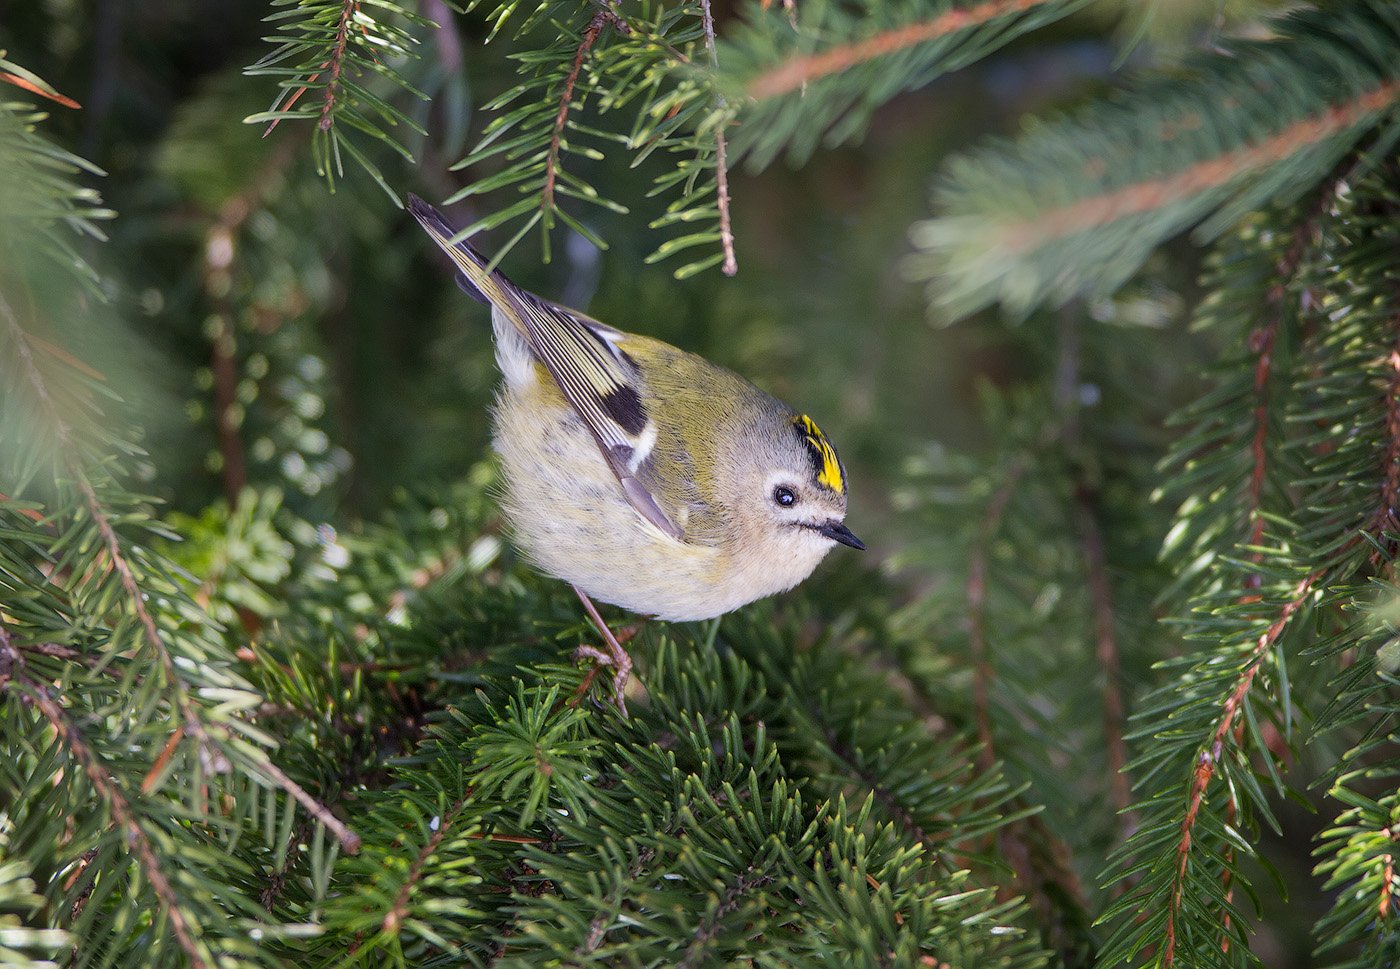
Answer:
[0,286,361,855]
[1162,573,1319,967]
[700,0,737,276]
[542,6,627,213]
[746,0,1057,99]
[994,82,1400,258]
[0,628,210,969]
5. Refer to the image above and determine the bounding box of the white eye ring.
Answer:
[772,485,797,507]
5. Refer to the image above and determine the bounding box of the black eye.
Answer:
[772,485,797,507]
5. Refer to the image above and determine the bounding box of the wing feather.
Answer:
[406,194,684,541]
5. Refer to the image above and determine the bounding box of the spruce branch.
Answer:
[719,0,1087,169]
[1161,573,1318,967]
[911,0,1400,317]
[984,81,1398,261]
[542,5,630,213]
[0,629,211,969]
[316,0,357,134]
[2,287,360,856]
[1075,487,1131,822]
[246,0,435,197]
[381,787,474,933]
[745,0,1062,100]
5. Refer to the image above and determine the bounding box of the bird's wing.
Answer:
[406,194,684,542]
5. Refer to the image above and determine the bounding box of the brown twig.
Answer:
[319,0,359,133]
[994,81,1400,255]
[542,8,627,212]
[1161,573,1319,967]
[382,789,474,932]
[699,0,738,276]
[0,631,210,969]
[747,0,1053,99]
[142,724,186,795]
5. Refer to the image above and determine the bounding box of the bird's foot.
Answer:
[569,586,635,718]
[571,642,631,717]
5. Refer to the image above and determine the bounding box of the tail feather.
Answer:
[406,193,514,312]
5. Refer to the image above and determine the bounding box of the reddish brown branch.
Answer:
[319,0,359,133]
[382,790,474,932]
[0,631,209,968]
[542,9,626,211]
[700,0,738,276]
[255,757,361,853]
[142,724,186,794]
[748,0,1050,98]
[997,81,1400,254]
[1162,573,1318,967]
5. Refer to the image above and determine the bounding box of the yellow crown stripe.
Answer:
[796,414,845,495]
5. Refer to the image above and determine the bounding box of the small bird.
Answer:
[407,195,863,713]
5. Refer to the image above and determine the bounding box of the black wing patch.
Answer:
[600,384,647,435]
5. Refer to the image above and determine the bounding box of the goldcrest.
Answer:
[407,195,861,702]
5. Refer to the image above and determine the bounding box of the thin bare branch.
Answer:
[700,0,737,276]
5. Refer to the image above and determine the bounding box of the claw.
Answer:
[570,587,635,717]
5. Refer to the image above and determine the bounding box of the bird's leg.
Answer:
[571,586,633,717]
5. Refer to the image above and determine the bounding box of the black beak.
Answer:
[815,520,865,550]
